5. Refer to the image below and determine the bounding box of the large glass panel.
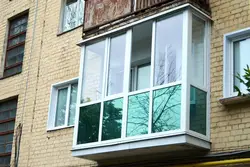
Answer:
[68,83,78,126]
[0,121,15,133]
[107,34,126,96]
[152,85,181,133]
[55,88,68,127]
[234,38,250,92]
[130,21,152,92]
[127,92,149,137]
[102,98,123,141]
[77,103,100,144]
[190,86,207,135]
[0,99,17,121]
[154,15,183,86]
[191,16,205,86]
[82,41,105,103]
[9,16,28,36]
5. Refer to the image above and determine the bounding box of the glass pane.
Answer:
[0,121,15,133]
[130,21,152,92]
[0,145,4,153]
[6,134,13,143]
[154,14,183,86]
[234,38,250,92]
[63,0,78,31]
[78,0,84,24]
[55,88,68,127]
[190,86,206,135]
[6,45,24,67]
[77,103,100,144]
[152,85,181,133]
[127,92,149,137]
[102,98,123,141]
[68,83,78,126]
[137,64,150,90]
[81,41,105,103]
[8,34,26,47]
[191,16,205,86]
[0,99,17,112]
[107,34,126,96]
[3,65,22,77]
[5,144,12,153]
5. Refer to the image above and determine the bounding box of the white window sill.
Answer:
[47,125,74,132]
[219,94,250,106]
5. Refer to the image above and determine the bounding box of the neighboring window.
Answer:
[0,98,17,167]
[224,28,250,97]
[61,0,84,32]
[77,12,209,146]
[48,78,78,130]
[4,14,28,78]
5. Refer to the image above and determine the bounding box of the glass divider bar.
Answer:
[121,29,132,138]
[98,38,110,142]
[148,21,156,134]
[180,10,192,132]
[73,46,85,146]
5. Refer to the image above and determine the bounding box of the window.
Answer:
[4,14,28,78]
[61,0,84,32]
[0,98,17,167]
[224,28,250,97]
[74,9,210,154]
[48,78,78,130]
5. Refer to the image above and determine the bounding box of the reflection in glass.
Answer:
[130,21,152,92]
[82,41,105,103]
[102,98,123,141]
[234,38,250,92]
[55,88,68,127]
[190,86,206,135]
[154,15,183,86]
[191,16,205,86]
[107,34,126,96]
[77,104,100,144]
[68,83,78,126]
[152,85,181,133]
[127,92,149,137]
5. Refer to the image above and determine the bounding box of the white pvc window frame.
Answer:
[223,27,250,98]
[73,6,210,150]
[47,77,78,131]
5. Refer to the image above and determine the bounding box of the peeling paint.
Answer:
[84,0,131,29]
[136,0,172,10]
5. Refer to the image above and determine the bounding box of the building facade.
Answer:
[0,0,250,166]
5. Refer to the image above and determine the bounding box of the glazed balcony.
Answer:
[73,5,211,161]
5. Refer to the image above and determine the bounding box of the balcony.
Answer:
[83,0,210,36]
[73,5,211,161]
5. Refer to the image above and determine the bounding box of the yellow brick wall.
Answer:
[0,0,250,166]
[210,0,250,153]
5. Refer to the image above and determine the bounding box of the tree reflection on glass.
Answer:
[127,92,149,137]
[153,85,181,132]
[102,98,123,141]
[77,104,100,144]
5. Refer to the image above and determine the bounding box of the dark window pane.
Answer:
[0,145,5,153]
[102,98,123,141]
[127,92,149,137]
[3,65,22,77]
[0,99,17,112]
[10,16,28,36]
[68,83,78,126]
[77,103,100,144]
[8,34,26,47]
[55,88,68,127]
[0,121,15,133]
[6,45,24,67]
[190,86,207,135]
[5,144,12,153]
[152,85,181,133]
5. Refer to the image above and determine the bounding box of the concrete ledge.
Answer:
[72,133,210,161]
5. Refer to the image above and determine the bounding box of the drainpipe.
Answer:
[174,158,250,167]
